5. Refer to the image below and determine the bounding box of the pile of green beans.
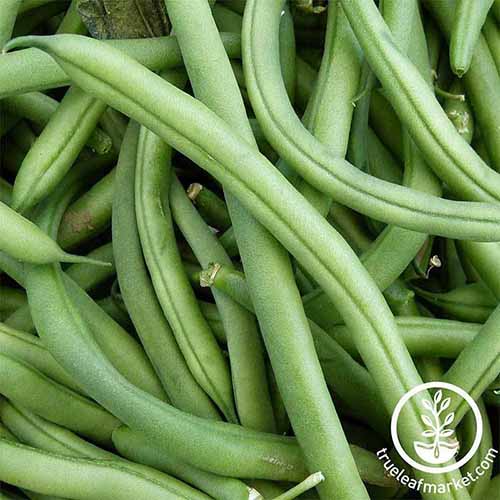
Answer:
[0,0,499,499]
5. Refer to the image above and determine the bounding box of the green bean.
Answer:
[424,0,500,172]
[413,282,497,323]
[0,288,26,313]
[186,183,231,231]
[112,122,218,420]
[443,304,500,423]
[11,88,111,213]
[165,1,366,496]
[0,199,109,266]
[295,3,361,216]
[0,1,21,48]
[0,401,221,500]
[0,353,118,445]
[26,151,167,401]
[65,242,114,291]
[3,92,111,154]
[457,242,500,299]
[57,167,115,250]
[135,104,236,422]
[450,0,495,76]
[242,0,500,241]
[0,33,241,98]
[112,426,262,500]
[170,176,275,432]
[0,178,13,205]
[55,0,85,35]
[483,14,500,74]
[10,31,464,492]
[459,399,493,499]
[484,475,500,499]
[342,0,500,202]
[0,399,113,459]
[0,322,80,393]
[0,438,211,500]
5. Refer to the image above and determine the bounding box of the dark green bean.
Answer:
[186,183,231,231]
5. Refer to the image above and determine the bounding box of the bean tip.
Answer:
[62,254,113,267]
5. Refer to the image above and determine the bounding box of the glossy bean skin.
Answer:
[450,0,495,76]
[170,175,275,432]
[112,122,219,420]
[135,108,236,422]
[165,1,366,497]
[0,33,241,98]
[11,32,469,495]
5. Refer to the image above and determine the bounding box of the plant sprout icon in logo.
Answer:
[391,382,483,474]
[413,390,459,465]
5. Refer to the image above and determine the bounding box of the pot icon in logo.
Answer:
[391,382,483,474]
[413,389,459,465]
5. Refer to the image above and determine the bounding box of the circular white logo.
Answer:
[391,382,483,474]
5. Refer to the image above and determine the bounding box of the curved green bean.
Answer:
[241,0,500,241]
[0,438,210,500]
[58,167,115,249]
[170,175,275,432]
[112,122,219,420]
[0,34,241,98]
[11,87,110,213]
[0,0,21,48]
[341,0,500,201]
[9,32,465,492]
[3,92,111,154]
[0,322,80,393]
[112,426,263,500]
[135,111,236,422]
[0,199,108,266]
[165,1,366,496]
[0,353,119,445]
[450,0,495,76]
[423,0,500,172]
